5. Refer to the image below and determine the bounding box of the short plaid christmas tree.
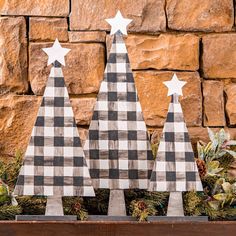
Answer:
[148,74,203,192]
[14,40,95,197]
[84,24,153,190]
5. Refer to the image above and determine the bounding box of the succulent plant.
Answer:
[206,161,224,176]
[197,128,236,178]
[198,128,236,163]
[207,178,236,210]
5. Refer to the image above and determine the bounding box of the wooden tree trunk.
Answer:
[45,196,64,216]
[108,190,126,216]
[16,196,78,221]
[167,192,184,217]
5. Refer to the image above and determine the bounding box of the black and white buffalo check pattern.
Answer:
[84,32,154,190]
[14,62,95,197]
[149,94,203,192]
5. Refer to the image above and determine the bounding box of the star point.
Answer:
[163,74,187,96]
[42,38,71,66]
[105,10,132,35]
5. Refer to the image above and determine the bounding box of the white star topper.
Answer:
[106,10,132,35]
[163,74,187,96]
[42,39,71,66]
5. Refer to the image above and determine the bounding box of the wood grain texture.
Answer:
[0,221,235,236]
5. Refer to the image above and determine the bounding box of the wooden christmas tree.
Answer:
[84,11,153,217]
[148,74,206,221]
[14,39,95,221]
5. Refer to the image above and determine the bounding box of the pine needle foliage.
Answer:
[0,205,22,220]
[16,196,46,215]
[125,190,169,221]
[83,189,110,215]
[63,197,88,220]
[0,150,23,189]
[130,199,157,222]
[183,191,203,216]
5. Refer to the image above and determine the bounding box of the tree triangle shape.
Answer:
[84,32,153,189]
[14,62,95,197]
[149,93,203,192]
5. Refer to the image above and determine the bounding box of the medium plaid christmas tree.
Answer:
[14,40,95,198]
[84,12,153,190]
[149,74,203,192]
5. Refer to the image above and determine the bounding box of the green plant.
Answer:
[63,197,88,220]
[0,205,22,220]
[198,128,236,163]
[0,150,23,189]
[0,180,10,204]
[83,189,109,215]
[186,128,236,220]
[17,196,46,215]
[207,178,235,210]
[197,128,236,178]
[126,190,169,221]
[183,191,203,216]
[151,143,159,159]
[0,150,24,209]
[130,199,157,222]
[184,190,236,220]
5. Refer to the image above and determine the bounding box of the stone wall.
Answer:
[0,0,236,157]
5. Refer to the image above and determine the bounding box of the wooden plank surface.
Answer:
[0,221,235,236]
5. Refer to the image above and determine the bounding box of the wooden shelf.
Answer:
[0,221,235,236]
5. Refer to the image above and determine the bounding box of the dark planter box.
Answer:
[0,221,235,236]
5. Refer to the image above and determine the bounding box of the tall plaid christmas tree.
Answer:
[84,11,153,216]
[14,39,95,218]
[148,74,203,217]
[84,12,153,190]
